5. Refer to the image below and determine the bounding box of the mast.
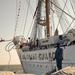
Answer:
[33,0,42,40]
[45,0,50,37]
[33,0,50,38]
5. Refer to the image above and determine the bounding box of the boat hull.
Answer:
[16,45,75,75]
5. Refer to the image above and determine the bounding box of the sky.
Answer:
[0,0,36,65]
[0,0,20,65]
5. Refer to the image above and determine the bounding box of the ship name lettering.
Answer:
[22,52,55,60]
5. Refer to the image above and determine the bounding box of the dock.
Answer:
[0,71,36,75]
[0,66,75,75]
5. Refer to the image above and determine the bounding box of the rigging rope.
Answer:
[64,0,75,33]
[70,0,75,14]
[52,0,69,34]
[18,0,26,35]
[68,0,75,29]
[4,52,11,71]
[0,39,15,71]
[63,0,74,31]
[23,0,30,36]
[18,0,35,37]
[4,40,15,70]
[56,0,68,33]
[26,0,34,16]
[14,0,22,37]
[25,0,37,39]
[14,0,17,37]
[70,0,75,15]
[52,0,75,34]
[26,17,34,39]
[50,1,75,20]
[5,41,14,52]
[64,19,75,34]
[0,39,13,70]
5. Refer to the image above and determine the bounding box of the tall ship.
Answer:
[12,0,75,75]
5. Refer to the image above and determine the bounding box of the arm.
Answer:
[59,48,63,60]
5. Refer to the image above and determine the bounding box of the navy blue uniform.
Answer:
[55,44,63,70]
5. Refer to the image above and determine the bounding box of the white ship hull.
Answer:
[16,45,75,75]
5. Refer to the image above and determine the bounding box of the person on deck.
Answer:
[36,38,39,47]
[54,43,63,70]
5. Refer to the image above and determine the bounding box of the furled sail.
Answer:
[30,0,44,40]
